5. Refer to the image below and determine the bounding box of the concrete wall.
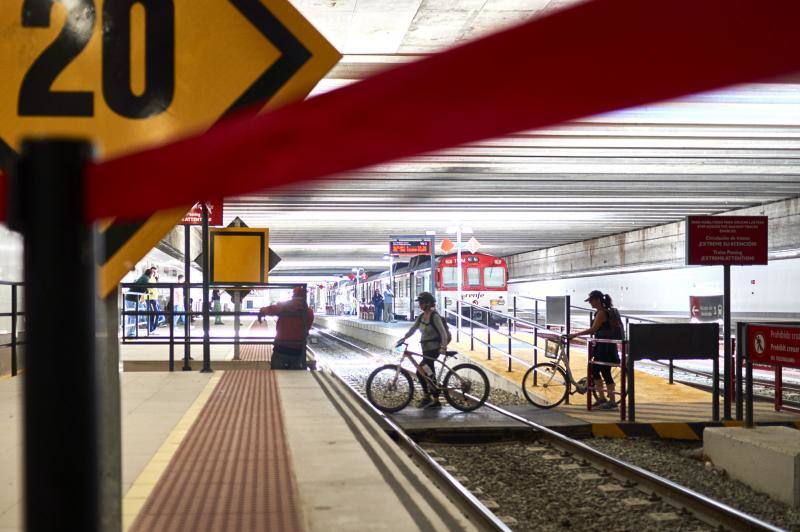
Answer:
[507,197,800,282]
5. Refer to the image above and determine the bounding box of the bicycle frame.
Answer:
[394,347,454,392]
[544,337,583,392]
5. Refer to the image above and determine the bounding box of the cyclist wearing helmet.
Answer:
[396,291,449,408]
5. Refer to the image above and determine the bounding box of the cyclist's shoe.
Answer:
[598,400,617,410]
[425,398,442,409]
[416,395,434,408]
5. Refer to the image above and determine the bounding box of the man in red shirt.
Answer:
[259,286,314,369]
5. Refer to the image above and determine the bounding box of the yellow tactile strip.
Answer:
[123,372,223,531]
[127,370,303,532]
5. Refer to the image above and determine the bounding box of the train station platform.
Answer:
[0,351,482,531]
[316,315,800,439]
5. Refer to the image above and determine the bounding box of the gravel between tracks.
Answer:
[427,441,712,531]
[588,438,800,531]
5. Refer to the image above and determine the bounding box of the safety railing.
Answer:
[444,297,558,379]
[120,281,308,371]
[447,298,630,411]
[587,338,628,420]
[0,281,24,377]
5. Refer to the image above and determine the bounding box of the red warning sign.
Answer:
[747,324,800,368]
[685,216,768,266]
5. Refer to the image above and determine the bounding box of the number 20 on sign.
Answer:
[1,0,340,160]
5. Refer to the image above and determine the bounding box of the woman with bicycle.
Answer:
[568,290,624,410]
[395,291,449,408]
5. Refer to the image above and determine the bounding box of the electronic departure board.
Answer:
[390,240,431,255]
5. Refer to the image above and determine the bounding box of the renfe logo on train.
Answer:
[747,324,800,368]
[685,216,768,266]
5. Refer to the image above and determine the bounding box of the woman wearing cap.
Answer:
[568,290,624,409]
[395,291,449,408]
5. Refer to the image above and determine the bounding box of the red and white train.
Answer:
[327,252,508,324]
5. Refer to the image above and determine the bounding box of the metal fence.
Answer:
[120,281,308,371]
[0,281,24,377]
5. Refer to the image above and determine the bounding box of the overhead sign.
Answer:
[210,227,269,283]
[390,240,431,256]
[689,295,723,322]
[0,0,340,297]
[181,201,224,226]
[685,216,768,266]
[747,323,800,368]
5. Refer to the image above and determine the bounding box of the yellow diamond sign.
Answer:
[0,0,340,296]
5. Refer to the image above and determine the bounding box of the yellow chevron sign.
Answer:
[0,0,340,296]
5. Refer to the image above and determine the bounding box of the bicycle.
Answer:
[366,342,491,413]
[521,334,622,409]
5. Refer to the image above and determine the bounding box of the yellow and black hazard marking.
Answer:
[591,420,800,440]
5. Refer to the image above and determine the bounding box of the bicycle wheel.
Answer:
[443,363,490,412]
[366,364,414,413]
[522,363,569,408]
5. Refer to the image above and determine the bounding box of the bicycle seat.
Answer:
[445,350,458,357]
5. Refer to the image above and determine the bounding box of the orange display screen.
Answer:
[390,240,431,255]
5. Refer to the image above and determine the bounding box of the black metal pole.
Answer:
[669,358,674,384]
[712,347,720,422]
[183,224,191,371]
[168,286,174,371]
[736,322,744,420]
[9,139,99,531]
[745,359,754,428]
[486,310,491,359]
[11,285,17,377]
[201,204,212,372]
[627,353,636,422]
[723,264,732,419]
[565,295,571,363]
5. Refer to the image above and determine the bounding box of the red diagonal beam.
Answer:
[11,0,800,222]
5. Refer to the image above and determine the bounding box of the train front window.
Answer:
[484,267,505,287]
[467,267,481,287]
[441,267,458,287]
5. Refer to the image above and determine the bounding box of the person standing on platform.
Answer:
[372,289,384,322]
[383,285,394,323]
[172,274,186,327]
[212,289,224,325]
[258,286,314,369]
[144,269,162,333]
[568,290,624,409]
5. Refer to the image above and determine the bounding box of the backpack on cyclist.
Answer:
[430,311,453,345]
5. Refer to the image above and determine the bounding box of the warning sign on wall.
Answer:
[685,216,768,266]
[747,323,800,368]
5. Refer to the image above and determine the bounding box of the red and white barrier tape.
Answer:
[6,0,800,222]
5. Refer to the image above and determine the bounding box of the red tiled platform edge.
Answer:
[130,370,303,531]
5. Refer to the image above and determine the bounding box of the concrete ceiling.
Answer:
[223,0,800,277]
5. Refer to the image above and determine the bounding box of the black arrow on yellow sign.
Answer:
[100,0,314,294]
[0,0,340,297]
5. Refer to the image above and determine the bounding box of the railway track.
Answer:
[310,326,785,532]
[653,360,800,409]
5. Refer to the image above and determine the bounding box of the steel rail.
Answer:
[314,326,783,532]
[306,340,511,532]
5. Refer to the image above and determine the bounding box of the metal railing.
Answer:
[0,282,24,377]
[444,297,557,377]
[120,281,308,371]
